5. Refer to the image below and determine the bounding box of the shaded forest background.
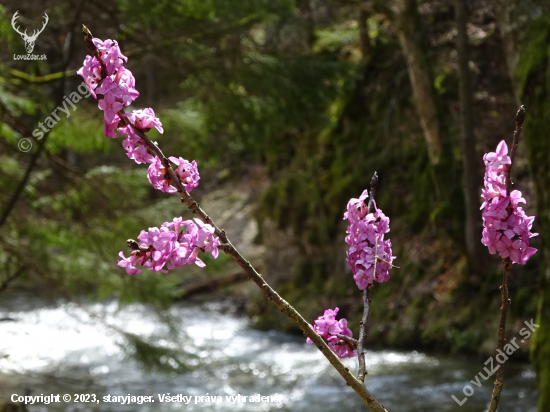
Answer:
[1,0,549,410]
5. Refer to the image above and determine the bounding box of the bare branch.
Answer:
[0,267,25,295]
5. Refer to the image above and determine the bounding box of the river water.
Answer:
[0,294,538,411]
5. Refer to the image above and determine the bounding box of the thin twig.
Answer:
[487,106,524,412]
[10,68,76,83]
[83,29,389,412]
[505,106,525,197]
[488,258,511,412]
[335,334,359,346]
[357,288,370,381]
[0,267,25,294]
[366,171,378,213]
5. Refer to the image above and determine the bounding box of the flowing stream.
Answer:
[0,293,538,411]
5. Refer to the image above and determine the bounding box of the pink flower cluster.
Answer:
[148,157,200,193]
[344,190,395,290]
[77,36,200,193]
[481,141,537,264]
[118,217,219,275]
[306,308,356,358]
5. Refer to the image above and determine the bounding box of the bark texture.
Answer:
[392,0,442,165]
[453,0,484,274]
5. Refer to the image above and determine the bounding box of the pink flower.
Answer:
[118,218,220,275]
[122,129,154,164]
[328,319,356,358]
[95,76,119,97]
[125,108,163,134]
[104,114,122,138]
[116,67,136,88]
[345,195,395,290]
[147,156,201,193]
[148,157,177,193]
[343,189,369,223]
[481,141,537,264]
[118,81,140,106]
[306,308,357,359]
[169,156,200,193]
[484,197,510,220]
[482,228,501,255]
[193,218,219,258]
[103,44,125,75]
[117,251,145,275]
[502,215,523,239]
[98,92,123,122]
[138,226,175,251]
[76,56,102,98]
[92,38,127,75]
[483,140,511,171]
[495,236,522,262]
[510,190,526,205]
[313,308,340,338]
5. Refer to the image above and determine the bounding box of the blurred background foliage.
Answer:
[1,0,550,409]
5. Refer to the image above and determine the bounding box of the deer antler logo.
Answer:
[11,11,49,54]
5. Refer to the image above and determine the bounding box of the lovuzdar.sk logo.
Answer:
[11,10,48,61]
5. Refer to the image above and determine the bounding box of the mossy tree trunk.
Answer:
[392,0,442,165]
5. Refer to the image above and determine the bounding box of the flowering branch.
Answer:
[487,106,527,412]
[357,171,378,382]
[306,170,397,389]
[78,26,389,412]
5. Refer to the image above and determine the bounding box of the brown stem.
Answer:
[334,334,359,347]
[366,171,378,213]
[487,106,524,412]
[487,258,511,412]
[505,106,525,197]
[357,288,370,381]
[84,29,388,412]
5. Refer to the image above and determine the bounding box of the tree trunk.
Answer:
[358,9,371,60]
[392,0,442,165]
[493,0,545,100]
[492,1,550,410]
[453,0,485,274]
